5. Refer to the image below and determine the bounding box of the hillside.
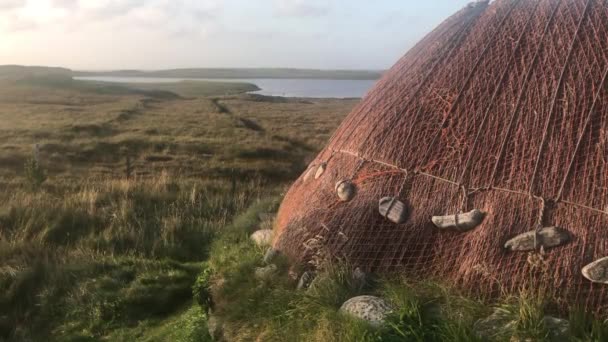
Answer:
[0,71,357,341]
[73,68,384,80]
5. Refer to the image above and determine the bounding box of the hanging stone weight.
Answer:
[432,209,485,232]
[315,162,327,179]
[303,166,315,182]
[582,257,608,284]
[335,180,356,202]
[378,197,409,224]
[504,227,571,252]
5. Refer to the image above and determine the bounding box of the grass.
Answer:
[2,66,607,341]
[207,205,608,341]
[0,66,355,340]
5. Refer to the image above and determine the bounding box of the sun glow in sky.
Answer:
[0,0,473,70]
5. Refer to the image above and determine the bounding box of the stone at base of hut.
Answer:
[542,316,570,341]
[474,310,570,341]
[258,212,275,222]
[504,227,571,252]
[254,264,277,281]
[297,271,315,290]
[263,248,279,264]
[250,229,274,247]
[339,295,393,327]
[207,311,223,340]
[352,267,367,290]
[582,256,608,284]
[378,197,408,224]
[473,308,516,340]
[431,209,485,232]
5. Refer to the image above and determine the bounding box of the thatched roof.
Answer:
[275,0,608,312]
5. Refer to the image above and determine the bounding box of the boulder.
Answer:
[250,229,274,247]
[339,295,393,326]
[504,227,571,252]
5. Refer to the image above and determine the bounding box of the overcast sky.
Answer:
[0,0,473,71]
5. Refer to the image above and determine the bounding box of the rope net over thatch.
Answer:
[274,0,608,311]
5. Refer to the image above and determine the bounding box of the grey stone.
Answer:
[250,229,273,247]
[582,256,608,284]
[258,212,274,222]
[263,247,279,264]
[207,312,223,340]
[504,227,571,252]
[339,295,393,326]
[297,271,315,290]
[315,162,327,179]
[543,316,570,341]
[473,308,516,340]
[335,180,356,202]
[432,209,485,232]
[254,264,277,281]
[352,267,367,289]
[378,197,408,224]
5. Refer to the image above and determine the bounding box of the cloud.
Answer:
[0,0,222,36]
[50,0,78,9]
[0,0,25,11]
[273,0,329,17]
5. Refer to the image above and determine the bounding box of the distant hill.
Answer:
[0,65,72,80]
[73,68,384,80]
[0,65,383,80]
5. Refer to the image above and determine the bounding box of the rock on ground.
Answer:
[473,308,516,340]
[339,295,393,326]
[250,229,273,247]
[254,264,277,281]
[474,309,570,341]
[543,316,570,341]
[207,312,223,340]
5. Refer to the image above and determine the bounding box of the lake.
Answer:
[74,76,378,98]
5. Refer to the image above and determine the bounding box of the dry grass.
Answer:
[0,69,355,340]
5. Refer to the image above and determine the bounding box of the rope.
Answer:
[356,2,490,154]
[555,65,608,201]
[489,0,564,186]
[458,0,542,186]
[529,0,593,196]
[327,148,607,218]
[421,0,523,167]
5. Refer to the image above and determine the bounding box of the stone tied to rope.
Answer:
[273,0,608,313]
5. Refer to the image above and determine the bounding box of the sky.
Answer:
[0,0,473,71]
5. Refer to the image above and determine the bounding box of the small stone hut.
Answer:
[275,0,608,312]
